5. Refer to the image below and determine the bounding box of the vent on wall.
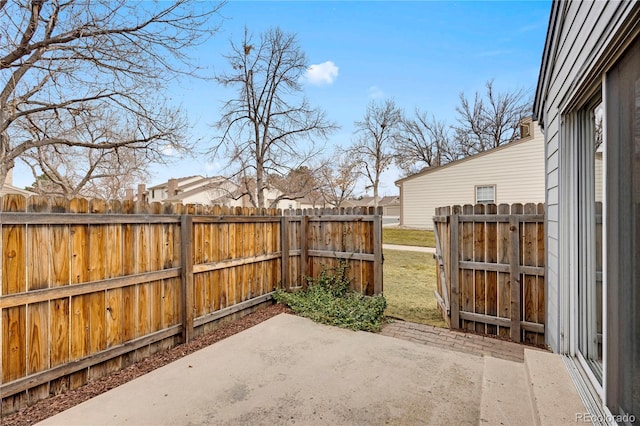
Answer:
[520,122,532,138]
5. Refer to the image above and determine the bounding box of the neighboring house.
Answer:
[534,1,639,421]
[280,197,324,211]
[342,195,400,216]
[395,117,545,229]
[140,176,322,210]
[0,169,36,197]
[143,176,243,207]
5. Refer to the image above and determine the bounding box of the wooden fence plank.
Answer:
[2,306,26,382]
[50,297,69,369]
[509,203,523,342]
[3,195,27,295]
[235,219,244,302]
[373,208,383,295]
[485,204,498,335]
[149,205,163,334]
[433,207,450,315]
[497,203,511,338]
[300,215,309,288]
[281,217,290,290]
[537,203,546,346]
[449,206,460,329]
[473,203,486,334]
[1,196,27,391]
[88,200,107,381]
[27,197,51,293]
[106,201,123,351]
[523,203,537,344]
[461,205,474,331]
[180,215,194,343]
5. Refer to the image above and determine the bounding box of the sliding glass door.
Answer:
[605,33,639,421]
[576,99,604,385]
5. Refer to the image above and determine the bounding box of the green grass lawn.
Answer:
[383,228,436,248]
[383,249,447,327]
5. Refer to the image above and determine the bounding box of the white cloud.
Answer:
[305,61,339,85]
[162,144,178,156]
[367,86,384,99]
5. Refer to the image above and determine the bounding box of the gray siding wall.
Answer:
[538,0,632,352]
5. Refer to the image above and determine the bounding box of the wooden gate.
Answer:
[433,203,545,345]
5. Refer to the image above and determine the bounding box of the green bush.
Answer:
[274,263,387,332]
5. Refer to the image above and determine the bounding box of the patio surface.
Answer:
[38,313,586,425]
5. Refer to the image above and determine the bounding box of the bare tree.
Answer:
[452,79,531,157]
[0,0,223,191]
[394,108,457,176]
[22,145,149,200]
[318,157,359,208]
[348,99,401,208]
[19,106,154,198]
[213,27,336,208]
[269,165,324,208]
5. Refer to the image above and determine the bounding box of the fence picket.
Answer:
[461,205,474,331]
[497,204,511,338]
[484,204,498,335]
[473,203,486,334]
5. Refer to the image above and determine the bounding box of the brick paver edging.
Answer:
[380,320,548,363]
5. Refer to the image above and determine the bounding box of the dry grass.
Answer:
[383,228,436,248]
[383,249,446,327]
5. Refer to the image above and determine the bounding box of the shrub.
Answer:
[274,262,387,332]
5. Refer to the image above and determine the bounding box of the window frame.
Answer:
[474,184,496,204]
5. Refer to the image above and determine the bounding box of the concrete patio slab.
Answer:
[39,314,484,426]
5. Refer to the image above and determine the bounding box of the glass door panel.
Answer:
[605,33,639,421]
[577,100,603,384]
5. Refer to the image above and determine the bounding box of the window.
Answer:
[475,185,495,203]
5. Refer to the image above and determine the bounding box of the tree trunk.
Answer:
[0,133,13,190]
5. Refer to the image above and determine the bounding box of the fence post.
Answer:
[450,205,460,329]
[180,214,194,343]
[509,204,523,342]
[373,206,383,295]
[280,214,290,290]
[300,212,309,288]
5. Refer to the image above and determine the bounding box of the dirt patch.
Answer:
[1,303,288,426]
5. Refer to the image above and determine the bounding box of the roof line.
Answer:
[395,124,541,185]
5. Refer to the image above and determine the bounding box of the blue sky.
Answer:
[12,0,553,196]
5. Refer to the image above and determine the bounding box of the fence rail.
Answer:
[0,195,382,414]
[433,203,545,345]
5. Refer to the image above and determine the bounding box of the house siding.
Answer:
[535,0,634,352]
[398,127,545,230]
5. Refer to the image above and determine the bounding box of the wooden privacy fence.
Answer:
[433,203,545,345]
[0,194,382,413]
